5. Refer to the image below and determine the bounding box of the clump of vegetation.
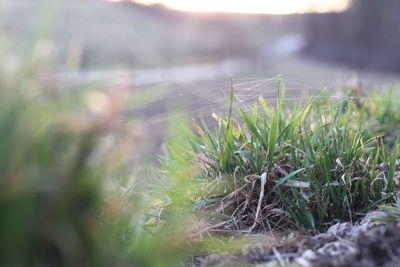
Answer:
[162,80,400,233]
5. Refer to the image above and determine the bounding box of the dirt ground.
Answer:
[191,210,400,267]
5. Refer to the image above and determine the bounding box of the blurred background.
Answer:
[2,0,400,156]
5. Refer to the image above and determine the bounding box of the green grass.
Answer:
[375,199,400,223]
[162,80,400,232]
[368,90,400,145]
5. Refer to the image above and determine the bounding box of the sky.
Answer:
[110,0,351,14]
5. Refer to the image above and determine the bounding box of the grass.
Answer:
[162,80,400,233]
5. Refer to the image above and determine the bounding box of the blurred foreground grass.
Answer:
[0,44,194,266]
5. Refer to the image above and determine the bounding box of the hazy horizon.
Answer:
[107,0,350,15]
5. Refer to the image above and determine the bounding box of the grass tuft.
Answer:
[163,81,400,232]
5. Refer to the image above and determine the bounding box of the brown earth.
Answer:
[191,211,400,267]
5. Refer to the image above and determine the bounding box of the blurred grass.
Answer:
[0,32,195,266]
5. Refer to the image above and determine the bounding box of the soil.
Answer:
[191,211,400,267]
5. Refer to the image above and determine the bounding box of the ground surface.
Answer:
[192,211,400,267]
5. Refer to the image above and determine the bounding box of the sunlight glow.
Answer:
[115,0,351,14]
